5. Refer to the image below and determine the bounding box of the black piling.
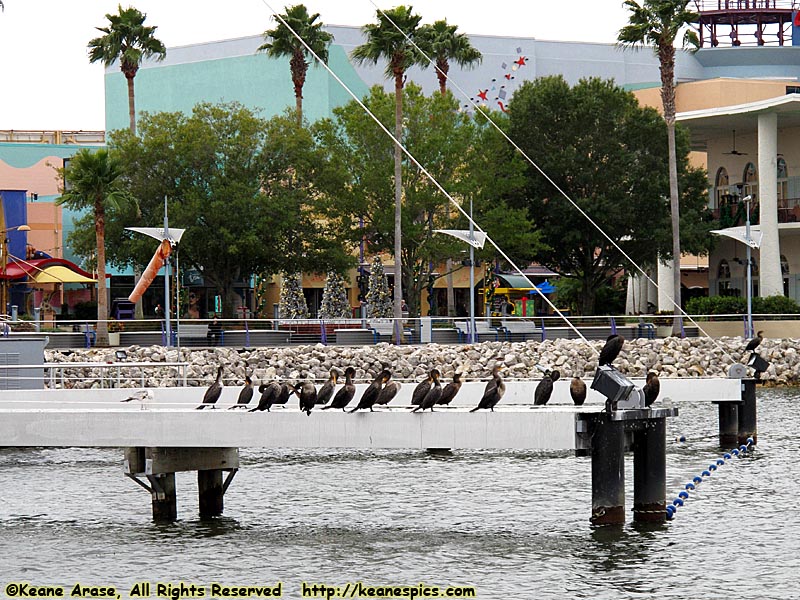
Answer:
[717,402,739,447]
[739,379,758,446]
[632,419,666,523]
[148,473,177,523]
[198,469,224,517]
[590,415,625,526]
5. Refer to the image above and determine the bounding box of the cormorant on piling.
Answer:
[437,372,462,406]
[249,381,281,412]
[533,369,560,406]
[121,389,153,409]
[643,371,660,407]
[349,369,391,413]
[316,369,339,405]
[375,380,401,406]
[274,382,296,406]
[411,370,437,406]
[569,377,587,406]
[296,380,318,416]
[745,330,764,352]
[413,370,442,412]
[323,367,356,411]
[196,366,224,409]
[229,374,254,409]
[470,364,505,412]
[599,334,624,367]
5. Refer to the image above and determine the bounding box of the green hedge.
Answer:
[686,294,800,315]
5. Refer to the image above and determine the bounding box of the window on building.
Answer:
[778,157,788,204]
[714,167,729,210]
[787,85,800,95]
[742,162,758,201]
[718,259,732,296]
[782,254,791,296]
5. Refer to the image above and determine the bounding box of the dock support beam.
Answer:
[718,403,739,447]
[590,415,625,526]
[148,473,177,522]
[739,379,758,445]
[198,469,224,517]
[632,419,666,523]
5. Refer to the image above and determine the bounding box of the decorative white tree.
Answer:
[365,256,393,318]
[319,271,351,319]
[278,272,309,319]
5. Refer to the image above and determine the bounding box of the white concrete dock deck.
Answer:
[0,379,740,450]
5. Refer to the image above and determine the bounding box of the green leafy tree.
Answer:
[316,85,539,316]
[618,0,699,329]
[58,148,129,346]
[88,5,166,135]
[416,19,482,95]
[320,271,351,319]
[352,6,426,335]
[279,272,309,318]
[507,76,711,315]
[102,103,352,317]
[258,4,334,125]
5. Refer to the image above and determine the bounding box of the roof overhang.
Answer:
[1,257,98,282]
[676,94,800,150]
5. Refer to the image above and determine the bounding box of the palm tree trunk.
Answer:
[126,74,136,135]
[393,73,404,343]
[95,198,109,347]
[437,58,449,95]
[667,122,682,335]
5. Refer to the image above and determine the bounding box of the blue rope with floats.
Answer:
[666,437,755,520]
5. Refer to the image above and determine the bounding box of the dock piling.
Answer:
[590,414,625,526]
[632,419,666,523]
[739,379,758,445]
[147,473,177,522]
[718,403,739,447]
[198,469,224,517]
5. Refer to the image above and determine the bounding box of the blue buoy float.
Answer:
[702,470,711,477]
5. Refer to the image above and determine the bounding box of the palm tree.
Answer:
[618,0,698,333]
[352,6,425,340]
[88,5,166,135]
[258,4,334,126]
[417,20,482,95]
[58,149,128,347]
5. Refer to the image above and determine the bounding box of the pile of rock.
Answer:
[44,335,796,388]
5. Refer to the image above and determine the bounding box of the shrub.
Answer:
[686,294,799,316]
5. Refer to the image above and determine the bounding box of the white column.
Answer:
[638,272,648,314]
[657,259,675,312]
[758,112,782,297]
[626,275,637,314]
[646,271,658,313]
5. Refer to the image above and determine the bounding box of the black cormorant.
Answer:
[196,365,224,409]
[249,381,281,412]
[569,377,587,406]
[437,372,462,406]
[745,330,764,352]
[533,369,560,406]
[470,364,505,412]
[643,371,660,407]
[323,367,356,411]
[598,334,624,366]
[296,380,317,416]
[316,369,339,405]
[411,370,437,406]
[349,369,391,413]
[375,380,401,405]
[273,382,296,406]
[229,374,254,409]
[414,370,442,412]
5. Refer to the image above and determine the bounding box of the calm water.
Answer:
[1,388,799,599]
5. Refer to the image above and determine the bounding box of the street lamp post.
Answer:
[1,224,31,315]
[744,194,754,340]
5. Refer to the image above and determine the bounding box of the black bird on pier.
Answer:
[413,370,442,412]
[249,381,281,412]
[273,382,296,407]
[470,364,505,413]
[411,370,437,406]
[349,369,391,413]
[323,367,356,411]
[296,380,318,416]
[533,369,560,406]
[643,371,660,407]
[316,369,339,406]
[599,334,624,367]
[375,380,401,406]
[569,377,587,406]
[229,374,254,409]
[196,365,224,409]
[437,372,462,406]
[745,330,764,352]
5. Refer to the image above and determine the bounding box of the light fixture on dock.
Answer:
[591,365,645,410]
[746,352,769,375]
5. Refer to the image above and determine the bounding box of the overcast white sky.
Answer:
[0,0,631,131]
